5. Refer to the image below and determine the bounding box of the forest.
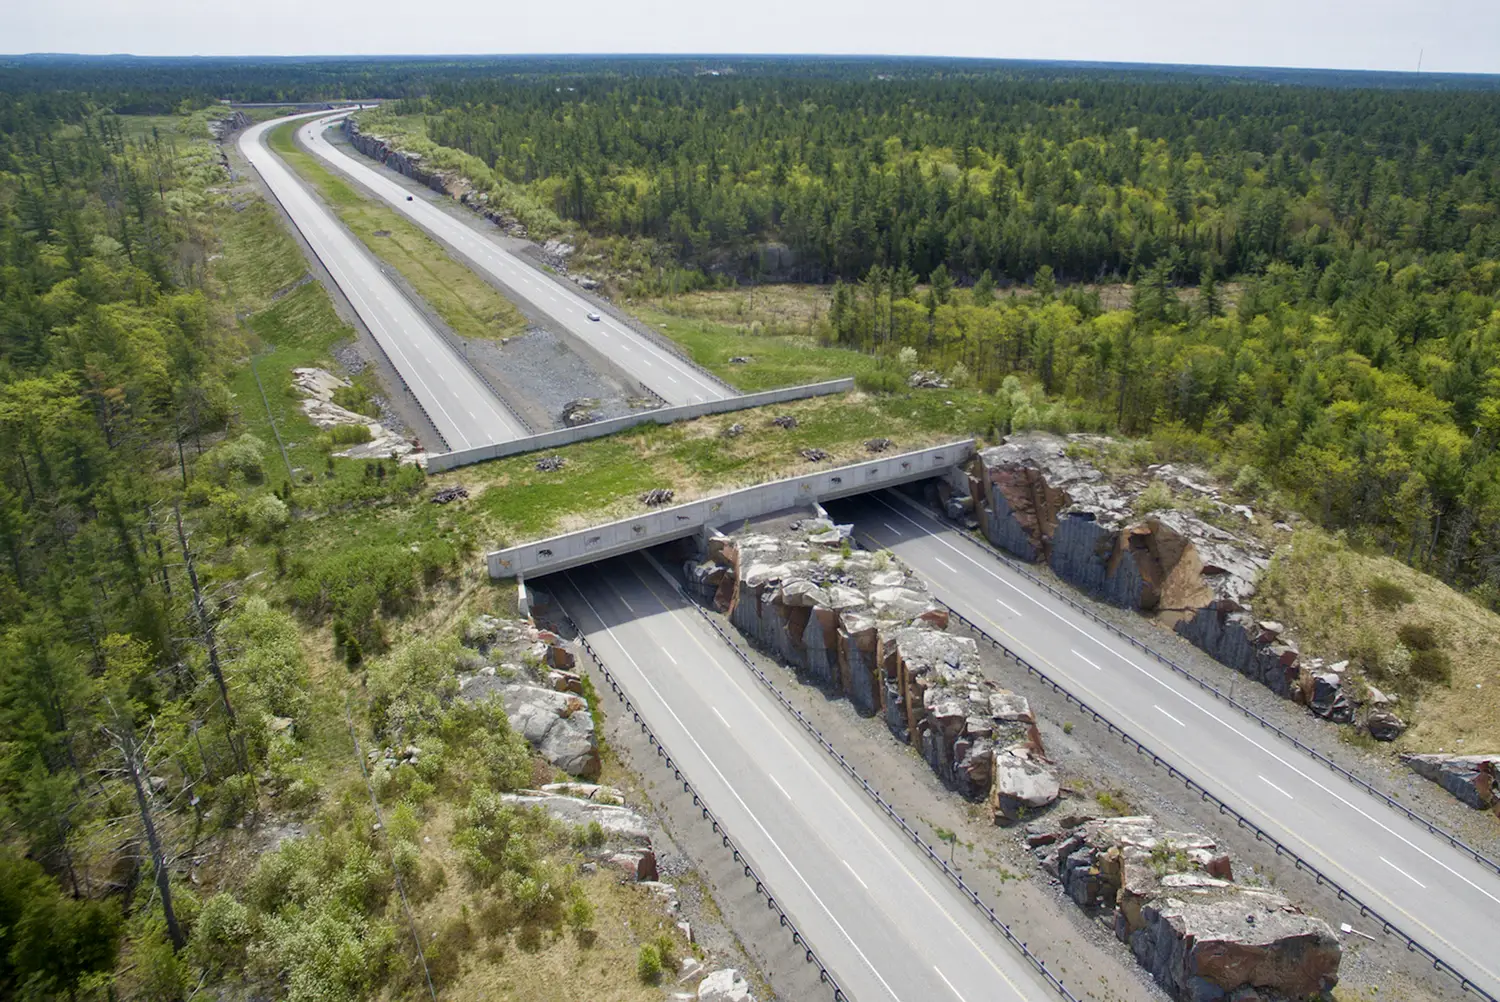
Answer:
[3,54,1500,1001]
[361,70,1500,602]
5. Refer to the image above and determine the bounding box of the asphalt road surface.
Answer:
[240,111,529,452]
[554,554,1058,1002]
[828,491,1500,998]
[298,112,732,407]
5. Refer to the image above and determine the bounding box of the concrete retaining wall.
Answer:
[487,439,974,578]
[430,378,856,473]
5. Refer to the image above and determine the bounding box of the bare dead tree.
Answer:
[173,504,247,774]
[102,698,185,951]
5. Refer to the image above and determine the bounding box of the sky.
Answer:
[7,0,1500,75]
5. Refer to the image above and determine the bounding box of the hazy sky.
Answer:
[8,0,1500,75]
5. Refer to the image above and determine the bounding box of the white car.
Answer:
[586,312,601,321]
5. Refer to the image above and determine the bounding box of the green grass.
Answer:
[635,306,877,391]
[266,120,527,343]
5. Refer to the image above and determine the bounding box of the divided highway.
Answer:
[297,112,732,407]
[241,111,529,451]
[828,492,1500,998]
[555,555,1057,1002]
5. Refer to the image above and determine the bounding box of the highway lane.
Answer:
[829,491,1500,997]
[296,113,732,407]
[241,111,529,452]
[554,554,1058,1002]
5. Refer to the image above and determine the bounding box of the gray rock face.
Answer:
[1034,814,1340,1001]
[1402,753,1499,811]
[694,522,1058,819]
[499,684,600,778]
[501,791,649,847]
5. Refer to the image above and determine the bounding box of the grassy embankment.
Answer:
[265,119,527,342]
[174,125,700,1001]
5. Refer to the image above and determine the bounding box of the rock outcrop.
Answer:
[963,433,1405,743]
[1402,754,1499,814]
[502,788,658,882]
[458,617,601,778]
[686,518,1058,820]
[343,118,454,197]
[697,968,756,1002]
[1032,813,1340,1001]
[291,367,421,464]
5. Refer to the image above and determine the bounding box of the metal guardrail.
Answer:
[562,609,849,1002]
[930,596,1496,1002]
[885,491,1500,881]
[675,584,1084,1002]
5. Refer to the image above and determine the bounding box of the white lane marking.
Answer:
[662,649,677,665]
[934,557,957,573]
[616,592,636,616]
[314,121,730,400]
[565,576,904,1001]
[625,558,1037,1000]
[1154,705,1186,727]
[870,495,1500,916]
[882,522,903,535]
[934,966,966,1001]
[712,707,731,729]
[1382,856,1428,889]
[1259,775,1294,800]
[995,597,1020,615]
[843,859,869,889]
[1071,649,1104,671]
[771,776,793,800]
[667,375,679,383]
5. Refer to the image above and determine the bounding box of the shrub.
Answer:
[636,942,663,983]
[1136,481,1173,514]
[186,893,251,973]
[1409,647,1453,684]
[1396,622,1440,651]
[366,636,463,740]
[855,368,904,394]
[223,596,310,722]
[566,887,595,939]
[325,423,374,448]
[205,433,267,484]
[245,493,290,541]
[1370,576,1415,610]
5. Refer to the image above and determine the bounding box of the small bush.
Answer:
[855,369,904,394]
[636,942,663,983]
[326,423,374,447]
[332,383,378,417]
[1396,622,1440,651]
[1370,576,1415,610]
[1136,480,1173,514]
[1409,647,1453,684]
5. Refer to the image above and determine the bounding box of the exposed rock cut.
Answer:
[291,367,421,465]
[686,518,1058,820]
[1402,753,1499,814]
[1031,813,1340,1001]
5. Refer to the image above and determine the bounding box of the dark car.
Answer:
[406,195,413,201]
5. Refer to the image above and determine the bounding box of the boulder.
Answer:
[697,968,754,1002]
[500,684,600,778]
[1308,673,1353,724]
[991,749,1061,820]
[1364,709,1406,742]
[608,849,658,882]
[1131,889,1340,1000]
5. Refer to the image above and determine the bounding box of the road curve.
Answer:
[296,112,732,407]
[554,555,1058,1002]
[829,491,1500,998]
[239,111,529,451]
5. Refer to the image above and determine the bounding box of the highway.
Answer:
[296,112,733,407]
[240,111,529,451]
[554,554,1057,1002]
[827,491,1500,998]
